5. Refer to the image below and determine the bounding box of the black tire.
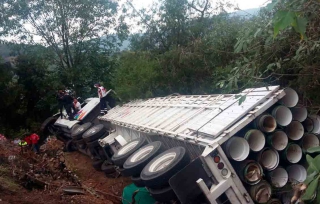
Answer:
[71,122,93,140]
[87,138,106,159]
[131,175,145,187]
[148,186,177,202]
[111,137,147,167]
[71,124,80,133]
[92,159,104,171]
[101,161,116,174]
[123,141,165,177]
[118,167,130,177]
[65,140,76,152]
[39,116,58,144]
[74,138,86,150]
[140,147,190,189]
[82,124,106,143]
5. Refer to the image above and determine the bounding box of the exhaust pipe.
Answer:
[223,137,250,161]
[291,106,308,122]
[257,148,279,171]
[271,105,292,126]
[301,133,320,153]
[238,160,263,185]
[267,130,288,151]
[244,130,265,152]
[279,87,299,108]
[249,180,272,203]
[282,143,302,164]
[285,121,304,141]
[287,164,307,183]
[303,115,320,134]
[254,114,277,133]
[267,167,288,188]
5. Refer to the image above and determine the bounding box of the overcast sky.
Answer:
[130,0,271,10]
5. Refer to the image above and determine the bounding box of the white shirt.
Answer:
[98,86,108,98]
[74,102,81,111]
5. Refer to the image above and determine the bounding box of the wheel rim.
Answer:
[149,152,176,173]
[130,146,154,162]
[75,127,85,134]
[118,141,139,156]
[87,126,100,135]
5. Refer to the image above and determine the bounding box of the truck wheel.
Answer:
[148,186,177,202]
[65,140,77,152]
[71,124,80,133]
[82,124,106,143]
[111,137,147,167]
[71,122,92,140]
[140,147,190,189]
[123,141,164,177]
[101,161,116,174]
[39,116,58,144]
[92,159,104,171]
[74,138,86,150]
[131,175,145,187]
[86,137,107,159]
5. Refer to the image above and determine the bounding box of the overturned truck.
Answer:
[55,86,318,204]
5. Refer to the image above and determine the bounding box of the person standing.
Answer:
[63,91,75,120]
[94,83,108,111]
[56,90,65,119]
[29,133,40,154]
[73,98,81,112]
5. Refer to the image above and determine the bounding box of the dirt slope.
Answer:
[0,138,131,204]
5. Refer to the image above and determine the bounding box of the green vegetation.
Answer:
[0,0,320,137]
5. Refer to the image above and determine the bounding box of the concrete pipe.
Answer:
[279,87,299,108]
[290,107,308,122]
[223,136,250,161]
[287,164,307,183]
[254,114,277,133]
[238,160,263,185]
[267,130,288,151]
[310,115,320,134]
[271,105,292,127]
[282,143,302,164]
[303,115,320,134]
[257,148,279,171]
[267,167,288,188]
[244,130,265,152]
[249,180,272,204]
[285,121,304,141]
[301,133,320,153]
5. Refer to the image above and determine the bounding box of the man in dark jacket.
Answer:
[63,92,75,120]
[56,90,65,119]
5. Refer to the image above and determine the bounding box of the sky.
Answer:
[130,0,271,11]
[2,0,271,43]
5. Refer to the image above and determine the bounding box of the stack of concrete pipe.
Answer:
[223,88,319,203]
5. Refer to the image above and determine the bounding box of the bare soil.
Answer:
[0,138,131,204]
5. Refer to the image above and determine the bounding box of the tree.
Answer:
[1,0,120,94]
[128,0,233,53]
[221,0,320,111]
[0,45,59,137]
[113,0,244,100]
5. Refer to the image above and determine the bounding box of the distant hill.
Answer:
[230,8,260,18]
